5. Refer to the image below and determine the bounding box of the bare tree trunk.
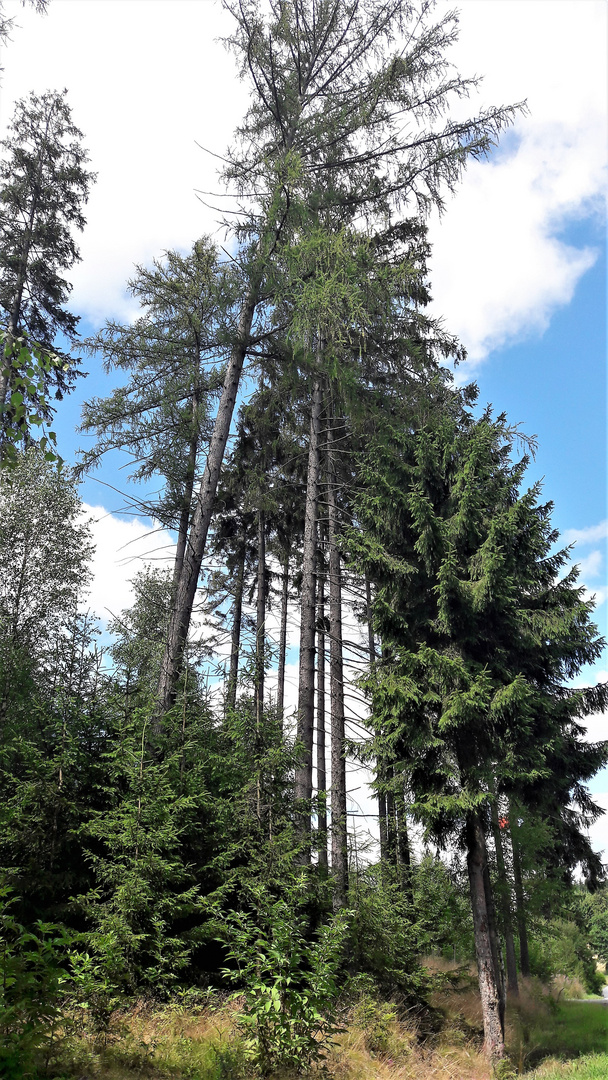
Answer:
[365,574,388,862]
[385,764,397,867]
[510,805,531,978]
[328,415,347,911]
[317,552,328,872]
[482,854,506,1035]
[172,389,201,591]
[490,790,519,997]
[395,786,414,904]
[465,811,506,1063]
[295,377,322,831]
[277,549,289,717]
[254,506,266,730]
[157,285,259,719]
[226,536,246,713]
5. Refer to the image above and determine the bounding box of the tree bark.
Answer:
[172,387,201,592]
[226,535,246,713]
[327,415,348,911]
[395,785,414,904]
[254,506,266,730]
[365,574,388,863]
[157,283,259,719]
[465,811,506,1063]
[490,792,519,997]
[482,853,506,1035]
[510,805,531,978]
[276,549,289,717]
[295,377,322,828]
[385,764,397,866]
[317,555,328,872]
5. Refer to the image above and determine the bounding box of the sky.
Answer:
[0,0,606,856]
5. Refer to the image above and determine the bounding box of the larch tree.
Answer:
[157,0,522,716]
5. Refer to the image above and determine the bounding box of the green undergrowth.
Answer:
[527,1054,608,1080]
[516,1000,608,1077]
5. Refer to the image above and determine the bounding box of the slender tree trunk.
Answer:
[226,537,246,713]
[465,811,507,1063]
[490,791,519,997]
[317,555,328,872]
[277,549,289,717]
[385,764,397,866]
[366,574,388,862]
[157,284,259,719]
[295,377,322,829]
[254,506,266,730]
[327,415,347,911]
[395,786,414,904]
[482,854,506,1035]
[510,806,531,978]
[172,388,201,591]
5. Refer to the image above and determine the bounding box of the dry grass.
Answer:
[49,973,605,1080]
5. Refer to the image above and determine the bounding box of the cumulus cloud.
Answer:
[576,550,603,580]
[429,0,607,367]
[587,792,608,861]
[0,0,605,357]
[563,521,608,547]
[0,0,249,325]
[80,502,176,623]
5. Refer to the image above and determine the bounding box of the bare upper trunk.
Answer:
[172,387,201,592]
[385,764,397,866]
[226,535,246,713]
[156,285,258,719]
[317,552,328,872]
[276,549,289,717]
[510,804,531,978]
[465,811,506,1063]
[254,506,266,730]
[295,377,322,824]
[327,415,347,911]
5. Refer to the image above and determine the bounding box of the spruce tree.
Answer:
[0,90,94,416]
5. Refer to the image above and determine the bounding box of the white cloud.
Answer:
[429,0,607,367]
[0,0,605,357]
[0,0,249,324]
[587,792,608,862]
[576,550,603,581]
[563,521,608,547]
[80,502,176,622]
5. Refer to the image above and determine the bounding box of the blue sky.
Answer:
[1,0,606,846]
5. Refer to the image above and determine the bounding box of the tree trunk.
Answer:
[465,811,506,1063]
[395,785,414,904]
[317,555,328,872]
[226,536,246,712]
[254,506,266,731]
[490,792,519,997]
[482,854,506,1035]
[157,283,259,719]
[510,805,531,978]
[172,388,201,591]
[385,764,397,866]
[366,575,388,863]
[328,415,348,911]
[295,377,322,829]
[276,549,289,717]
